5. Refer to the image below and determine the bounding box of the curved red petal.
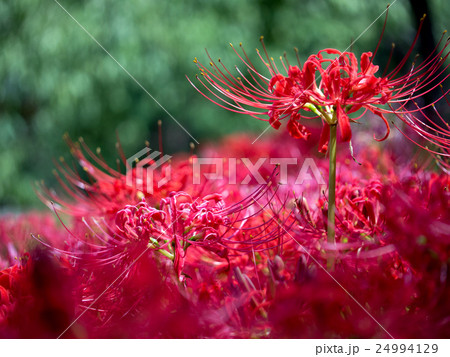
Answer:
[337,106,352,142]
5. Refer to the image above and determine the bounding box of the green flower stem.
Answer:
[327,124,337,268]
[148,238,175,260]
[155,248,174,260]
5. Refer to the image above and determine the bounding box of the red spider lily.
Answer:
[29,133,303,335]
[189,14,450,155]
[40,180,287,279]
[49,136,315,332]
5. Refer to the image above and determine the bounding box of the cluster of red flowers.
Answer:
[0,128,449,338]
[190,14,450,156]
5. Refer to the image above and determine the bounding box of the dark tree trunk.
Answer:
[408,0,449,125]
[409,0,436,59]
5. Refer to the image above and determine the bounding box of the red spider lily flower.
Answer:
[113,193,232,278]
[41,177,285,280]
[189,14,450,155]
[33,135,298,325]
[35,133,318,278]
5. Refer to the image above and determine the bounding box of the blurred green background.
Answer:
[0,0,449,209]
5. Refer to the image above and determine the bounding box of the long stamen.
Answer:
[368,4,390,70]
[294,47,302,68]
[260,36,277,75]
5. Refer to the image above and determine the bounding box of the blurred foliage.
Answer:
[0,0,449,209]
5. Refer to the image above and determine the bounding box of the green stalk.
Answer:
[327,124,337,268]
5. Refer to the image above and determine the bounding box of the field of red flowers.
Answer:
[0,126,449,338]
